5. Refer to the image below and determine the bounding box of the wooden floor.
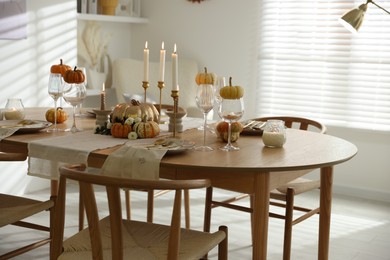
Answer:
[1,183,389,260]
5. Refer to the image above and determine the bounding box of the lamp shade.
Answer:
[339,3,368,33]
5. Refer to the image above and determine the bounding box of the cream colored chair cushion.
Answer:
[112,58,202,118]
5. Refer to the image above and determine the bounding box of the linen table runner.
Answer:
[28,131,130,179]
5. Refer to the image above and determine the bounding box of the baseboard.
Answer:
[333,184,390,203]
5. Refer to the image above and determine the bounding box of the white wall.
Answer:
[0,0,77,194]
[130,0,390,202]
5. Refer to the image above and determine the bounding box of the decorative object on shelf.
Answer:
[339,0,390,33]
[99,0,119,15]
[79,21,112,89]
[116,0,141,17]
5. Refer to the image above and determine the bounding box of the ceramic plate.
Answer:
[0,120,52,133]
[241,120,265,136]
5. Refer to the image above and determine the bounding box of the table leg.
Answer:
[252,172,270,260]
[318,166,333,260]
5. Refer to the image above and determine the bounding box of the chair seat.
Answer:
[59,216,226,260]
[274,178,321,195]
[0,193,54,227]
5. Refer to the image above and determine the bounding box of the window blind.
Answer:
[256,0,390,131]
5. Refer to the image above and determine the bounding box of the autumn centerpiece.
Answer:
[95,99,160,139]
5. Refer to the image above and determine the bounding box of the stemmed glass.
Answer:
[195,84,215,151]
[47,73,64,132]
[63,82,87,133]
[76,67,87,117]
[218,97,244,151]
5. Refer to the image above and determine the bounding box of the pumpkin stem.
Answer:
[229,77,233,86]
[131,99,140,106]
[60,59,63,65]
[74,66,77,71]
[204,67,208,74]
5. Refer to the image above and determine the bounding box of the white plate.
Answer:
[144,138,195,154]
[0,120,52,133]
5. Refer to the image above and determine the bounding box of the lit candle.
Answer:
[159,41,166,82]
[172,44,179,91]
[143,41,149,82]
[100,83,106,110]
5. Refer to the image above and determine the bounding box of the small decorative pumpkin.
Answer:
[50,59,72,77]
[219,77,244,99]
[195,67,216,85]
[45,107,68,123]
[111,123,132,138]
[63,66,86,84]
[133,116,160,139]
[216,121,244,142]
[111,100,159,123]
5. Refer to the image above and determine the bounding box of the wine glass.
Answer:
[195,84,215,151]
[47,73,64,132]
[218,97,245,151]
[76,67,87,117]
[63,82,87,133]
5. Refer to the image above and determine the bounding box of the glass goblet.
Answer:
[47,73,64,132]
[63,82,87,133]
[76,67,87,117]
[218,97,245,151]
[195,84,215,151]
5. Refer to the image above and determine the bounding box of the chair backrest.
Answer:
[256,116,326,134]
[51,164,211,260]
[112,58,201,117]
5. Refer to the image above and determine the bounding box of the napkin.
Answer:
[101,141,167,180]
[0,128,19,141]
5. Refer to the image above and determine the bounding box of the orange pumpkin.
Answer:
[195,67,216,85]
[111,100,159,123]
[50,59,71,77]
[45,107,68,123]
[111,123,132,138]
[63,66,86,84]
[133,117,160,138]
[216,121,244,142]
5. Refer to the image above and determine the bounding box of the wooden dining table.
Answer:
[0,107,358,260]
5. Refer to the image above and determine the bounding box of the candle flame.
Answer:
[145,41,148,49]
[162,41,165,50]
[174,43,177,53]
[102,83,105,92]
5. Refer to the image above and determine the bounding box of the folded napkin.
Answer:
[101,141,167,180]
[0,128,19,141]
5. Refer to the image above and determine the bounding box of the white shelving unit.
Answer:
[77,13,148,24]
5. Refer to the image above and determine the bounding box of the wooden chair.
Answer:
[0,152,54,259]
[53,164,228,260]
[78,104,192,231]
[204,116,326,260]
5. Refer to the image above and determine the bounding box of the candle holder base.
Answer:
[93,109,111,126]
[166,110,186,133]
